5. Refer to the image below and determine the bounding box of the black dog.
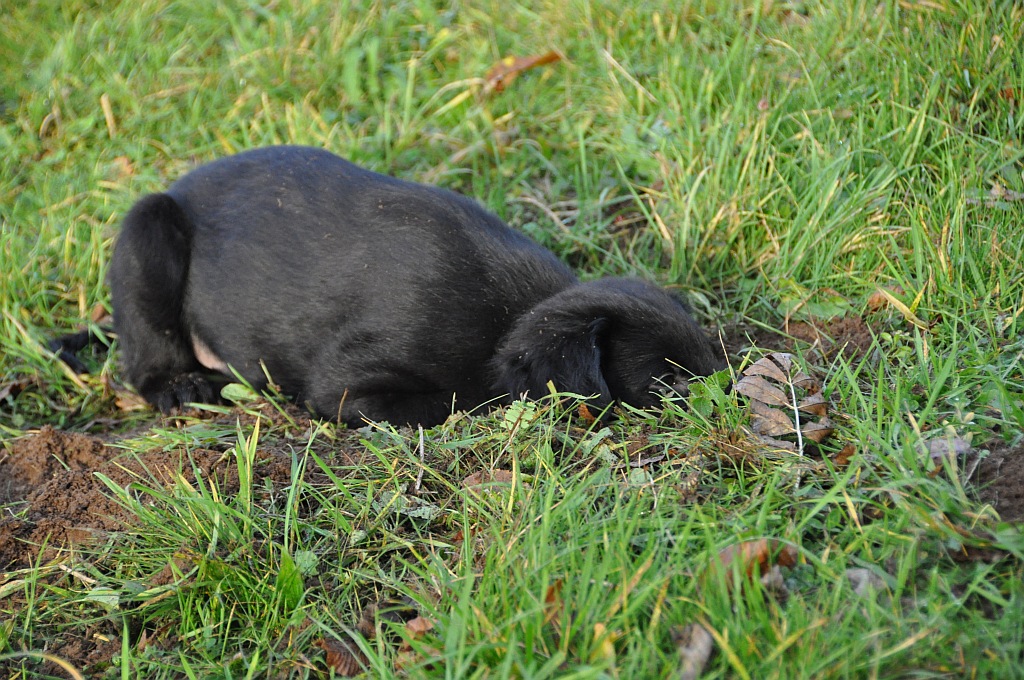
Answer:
[108,146,725,426]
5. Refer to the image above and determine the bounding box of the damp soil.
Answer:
[972,440,1024,523]
[721,314,877,365]
[0,404,365,571]
[0,404,368,676]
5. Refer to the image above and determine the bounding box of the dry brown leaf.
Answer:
[765,352,794,372]
[866,286,905,311]
[462,469,518,491]
[734,374,791,407]
[485,50,562,92]
[90,304,111,324]
[405,616,435,638]
[316,637,367,677]
[741,356,789,382]
[832,443,856,466]
[797,392,828,417]
[791,371,817,391]
[755,434,798,452]
[705,539,797,591]
[673,623,715,680]
[111,156,135,179]
[800,418,834,443]
[749,399,797,437]
[543,579,563,629]
[356,603,377,637]
[737,354,833,450]
[577,402,597,424]
[102,373,148,411]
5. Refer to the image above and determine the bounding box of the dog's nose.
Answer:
[670,380,690,398]
[651,377,689,399]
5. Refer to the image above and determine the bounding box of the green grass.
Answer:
[2,0,1024,677]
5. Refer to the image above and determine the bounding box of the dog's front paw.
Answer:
[143,373,217,413]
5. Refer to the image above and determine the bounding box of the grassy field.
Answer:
[2,0,1023,677]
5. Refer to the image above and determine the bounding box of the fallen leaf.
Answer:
[749,399,797,437]
[90,304,112,324]
[832,443,856,466]
[462,469,520,492]
[797,392,828,417]
[577,402,597,424]
[316,637,367,677]
[395,616,442,670]
[485,50,562,92]
[799,418,834,444]
[704,539,797,591]
[867,286,905,311]
[543,579,563,628]
[405,616,435,638]
[111,385,148,411]
[673,623,715,680]
[735,373,791,407]
[111,156,134,179]
[741,356,789,382]
[736,354,833,450]
[356,603,377,637]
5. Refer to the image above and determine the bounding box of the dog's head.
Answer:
[491,278,727,413]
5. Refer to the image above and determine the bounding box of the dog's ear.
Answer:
[492,314,613,409]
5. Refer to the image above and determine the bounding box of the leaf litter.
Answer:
[734,352,834,454]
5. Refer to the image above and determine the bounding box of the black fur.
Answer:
[108,146,725,426]
[48,327,113,374]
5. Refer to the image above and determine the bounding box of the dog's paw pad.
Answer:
[147,373,216,413]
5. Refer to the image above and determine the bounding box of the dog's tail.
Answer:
[49,325,114,374]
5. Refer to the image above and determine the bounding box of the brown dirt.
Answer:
[972,441,1024,523]
[0,403,380,676]
[722,314,876,366]
[0,400,359,572]
[0,426,281,570]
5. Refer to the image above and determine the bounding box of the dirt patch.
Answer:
[0,404,349,571]
[973,441,1024,523]
[0,404,378,676]
[784,315,876,363]
[722,315,877,366]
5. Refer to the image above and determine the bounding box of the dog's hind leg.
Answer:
[108,193,216,412]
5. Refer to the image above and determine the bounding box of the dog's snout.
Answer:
[651,375,690,399]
